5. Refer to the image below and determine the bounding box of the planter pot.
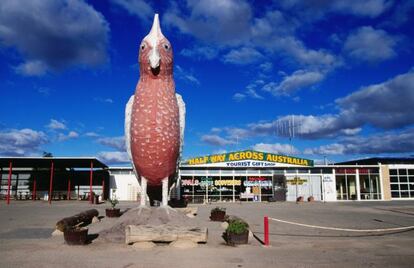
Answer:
[307,196,315,202]
[64,228,88,245]
[106,208,120,218]
[222,231,249,246]
[210,211,226,222]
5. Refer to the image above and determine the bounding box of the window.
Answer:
[398,169,407,175]
[390,176,399,183]
[389,168,414,199]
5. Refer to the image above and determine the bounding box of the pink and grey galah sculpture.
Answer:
[125,14,185,207]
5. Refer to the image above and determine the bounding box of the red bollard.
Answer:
[264,216,270,246]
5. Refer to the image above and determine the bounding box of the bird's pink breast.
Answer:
[130,78,179,186]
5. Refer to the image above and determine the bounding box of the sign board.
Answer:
[182,150,314,167]
[286,177,307,185]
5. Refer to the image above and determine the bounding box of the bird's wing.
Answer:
[125,95,134,162]
[176,93,186,161]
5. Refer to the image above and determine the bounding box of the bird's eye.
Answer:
[141,44,146,51]
[163,44,170,51]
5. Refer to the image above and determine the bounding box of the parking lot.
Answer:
[0,200,413,267]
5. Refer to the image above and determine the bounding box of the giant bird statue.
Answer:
[125,14,185,208]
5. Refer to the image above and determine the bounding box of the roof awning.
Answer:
[0,157,107,169]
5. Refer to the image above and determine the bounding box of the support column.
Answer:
[0,167,2,198]
[176,169,181,200]
[15,173,19,200]
[89,161,93,204]
[67,178,71,200]
[205,179,208,203]
[232,176,235,203]
[162,177,168,206]
[6,161,13,205]
[32,178,36,201]
[140,177,147,206]
[49,161,54,204]
[102,178,105,201]
[356,169,361,201]
[191,176,194,204]
[378,163,384,200]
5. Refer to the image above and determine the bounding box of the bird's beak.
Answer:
[149,47,160,69]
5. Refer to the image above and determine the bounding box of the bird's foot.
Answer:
[136,205,151,216]
[159,205,177,215]
[156,205,177,223]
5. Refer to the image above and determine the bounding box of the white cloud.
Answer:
[221,68,414,141]
[0,128,48,156]
[164,0,252,46]
[0,0,109,76]
[233,93,246,102]
[97,151,130,164]
[304,143,346,155]
[46,119,66,130]
[253,143,298,155]
[223,47,263,65]
[180,46,219,60]
[94,97,114,104]
[85,132,100,137]
[57,131,79,141]
[201,134,236,146]
[277,0,391,19]
[336,69,414,129]
[344,26,397,62]
[305,128,414,155]
[110,0,153,22]
[259,62,273,72]
[14,61,48,76]
[263,69,325,96]
[245,88,264,99]
[97,136,126,151]
[175,65,200,85]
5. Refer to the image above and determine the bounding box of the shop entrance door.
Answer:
[273,175,286,201]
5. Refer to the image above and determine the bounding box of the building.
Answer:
[1,151,414,203]
[108,150,414,202]
[0,157,108,203]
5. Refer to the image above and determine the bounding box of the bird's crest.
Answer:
[144,14,165,49]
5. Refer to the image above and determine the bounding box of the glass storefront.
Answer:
[181,175,273,203]
[359,168,381,200]
[335,169,357,200]
[335,168,380,200]
[178,164,414,202]
[390,168,414,198]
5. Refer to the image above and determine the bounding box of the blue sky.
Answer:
[1,0,414,165]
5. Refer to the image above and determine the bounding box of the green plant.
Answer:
[108,197,118,208]
[108,189,119,209]
[211,207,226,213]
[226,219,249,234]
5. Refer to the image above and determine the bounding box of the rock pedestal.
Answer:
[125,224,207,244]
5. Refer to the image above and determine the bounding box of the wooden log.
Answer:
[56,209,99,232]
[125,225,208,245]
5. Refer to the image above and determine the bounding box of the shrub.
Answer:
[211,207,226,213]
[226,219,249,234]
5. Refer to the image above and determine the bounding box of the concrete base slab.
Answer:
[170,240,198,249]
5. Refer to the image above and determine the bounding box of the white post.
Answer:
[378,163,384,200]
[356,169,361,201]
[140,177,147,206]
[232,176,235,203]
[259,180,262,202]
[162,177,168,206]
[206,180,208,204]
